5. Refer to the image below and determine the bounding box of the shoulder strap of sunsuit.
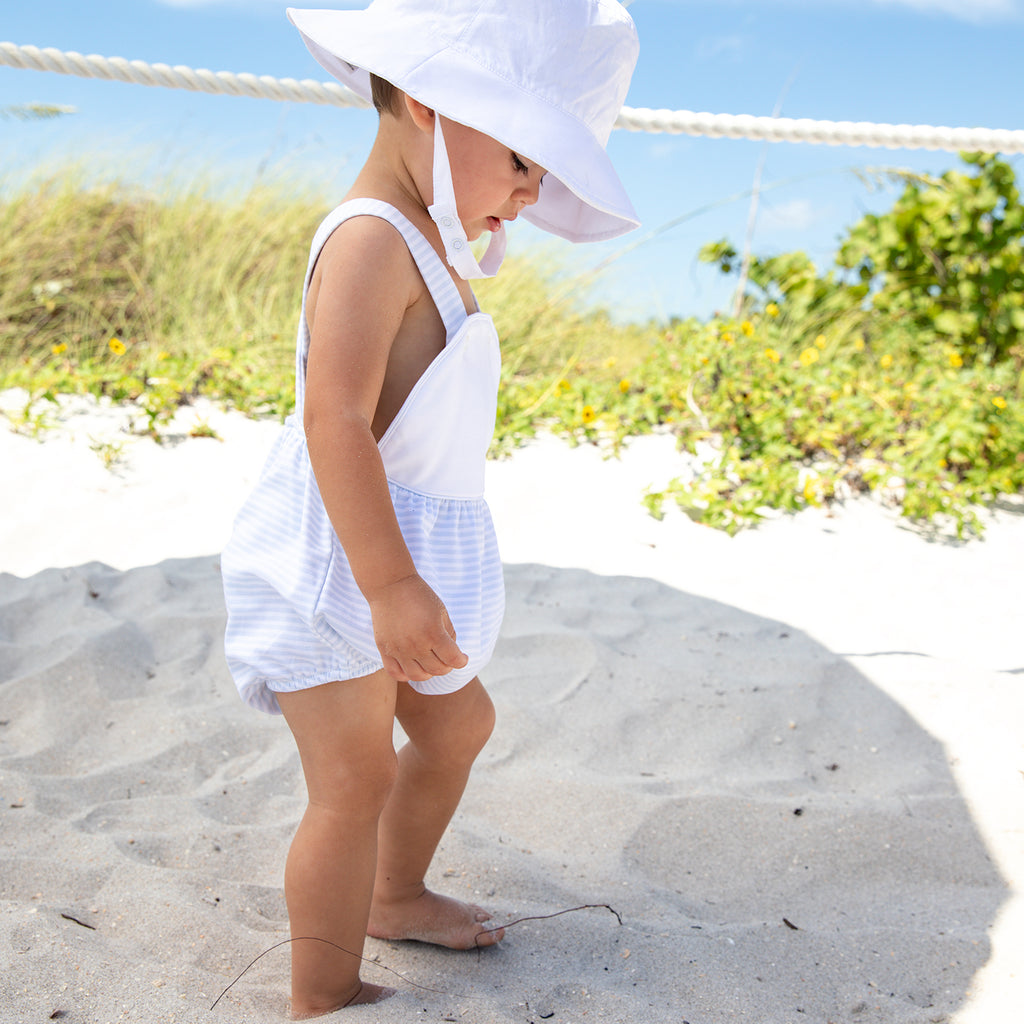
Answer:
[294,198,470,410]
[294,199,470,410]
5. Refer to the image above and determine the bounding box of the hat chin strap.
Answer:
[427,117,506,281]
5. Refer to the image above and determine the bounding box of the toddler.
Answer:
[221,1,639,1016]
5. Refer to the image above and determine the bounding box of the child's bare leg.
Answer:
[368,677,504,949]
[278,672,400,1018]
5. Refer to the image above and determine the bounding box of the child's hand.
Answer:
[367,575,469,683]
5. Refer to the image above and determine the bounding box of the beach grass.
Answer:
[1,164,1021,536]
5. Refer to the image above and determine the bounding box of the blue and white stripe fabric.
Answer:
[221,199,505,714]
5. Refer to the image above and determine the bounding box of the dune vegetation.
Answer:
[2,153,1021,536]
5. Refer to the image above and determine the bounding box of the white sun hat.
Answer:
[286,0,640,252]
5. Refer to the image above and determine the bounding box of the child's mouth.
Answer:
[486,216,502,232]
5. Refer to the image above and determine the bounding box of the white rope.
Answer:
[0,42,371,110]
[617,106,1024,154]
[3,41,1024,155]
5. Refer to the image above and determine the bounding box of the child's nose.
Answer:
[516,178,542,208]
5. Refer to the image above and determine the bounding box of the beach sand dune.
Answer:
[1,399,1021,1022]
[0,556,1010,1023]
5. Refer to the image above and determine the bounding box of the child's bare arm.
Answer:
[302,217,468,682]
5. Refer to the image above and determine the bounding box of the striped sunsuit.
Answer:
[221,199,505,715]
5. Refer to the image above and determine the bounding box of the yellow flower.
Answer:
[763,347,781,363]
[814,334,827,350]
[799,347,819,367]
[992,396,1007,410]
[51,342,68,355]
[603,356,618,369]
[853,337,865,352]
[157,350,170,361]
[879,353,893,369]
[949,351,964,369]
[581,405,596,425]
[108,337,127,356]
[721,331,735,345]
[741,320,755,337]
[766,302,780,318]
[618,378,631,393]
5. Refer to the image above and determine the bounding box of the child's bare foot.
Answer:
[368,889,505,949]
[290,982,396,1019]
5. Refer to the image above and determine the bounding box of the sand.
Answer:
[1,389,1022,1023]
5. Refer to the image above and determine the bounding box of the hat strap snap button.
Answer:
[428,117,506,281]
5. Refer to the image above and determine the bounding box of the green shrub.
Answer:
[2,160,1020,537]
[641,315,1023,538]
[837,153,1024,365]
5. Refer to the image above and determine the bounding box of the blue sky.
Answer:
[2,0,1022,322]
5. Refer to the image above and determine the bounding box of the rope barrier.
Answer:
[616,106,1024,154]
[3,41,1024,155]
[0,42,369,109]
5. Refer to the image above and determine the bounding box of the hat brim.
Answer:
[288,6,638,243]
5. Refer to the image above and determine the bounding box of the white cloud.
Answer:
[695,34,747,63]
[875,0,1019,18]
[662,0,1020,24]
[158,0,1021,20]
[155,1,361,8]
[760,199,821,232]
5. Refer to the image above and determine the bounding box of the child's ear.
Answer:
[404,94,436,133]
